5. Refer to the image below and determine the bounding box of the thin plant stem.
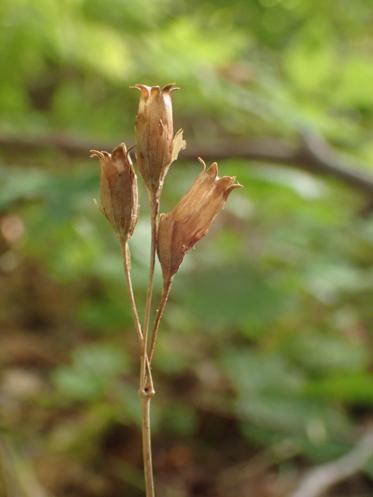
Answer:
[120,239,143,346]
[141,396,155,497]
[141,193,159,388]
[137,193,159,497]
[120,239,155,497]
[138,189,179,497]
[120,238,152,381]
[148,278,173,364]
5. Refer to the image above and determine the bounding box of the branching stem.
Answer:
[142,193,159,386]
[139,192,160,497]
[120,239,155,497]
[120,191,171,497]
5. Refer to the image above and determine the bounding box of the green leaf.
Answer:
[52,343,129,402]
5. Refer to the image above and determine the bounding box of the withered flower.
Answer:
[133,83,186,196]
[90,143,138,241]
[157,158,241,283]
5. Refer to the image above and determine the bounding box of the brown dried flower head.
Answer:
[133,83,186,196]
[157,158,241,283]
[90,143,138,241]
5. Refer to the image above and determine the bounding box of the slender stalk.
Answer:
[120,239,155,497]
[141,396,155,497]
[120,240,143,346]
[121,239,153,382]
[138,194,159,497]
[148,279,173,363]
[141,193,159,386]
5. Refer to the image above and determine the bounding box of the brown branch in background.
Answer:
[2,131,373,196]
[290,429,373,497]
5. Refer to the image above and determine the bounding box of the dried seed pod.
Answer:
[132,83,186,196]
[90,143,138,241]
[157,158,241,282]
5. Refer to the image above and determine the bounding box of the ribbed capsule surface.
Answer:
[157,158,241,282]
[90,143,138,241]
[133,83,186,196]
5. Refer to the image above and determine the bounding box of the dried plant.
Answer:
[90,84,240,497]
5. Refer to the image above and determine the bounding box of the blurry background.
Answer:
[1,1,373,496]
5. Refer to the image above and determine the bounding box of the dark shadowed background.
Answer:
[1,1,373,496]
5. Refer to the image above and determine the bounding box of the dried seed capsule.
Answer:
[90,143,138,241]
[157,158,241,282]
[132,83,186,196]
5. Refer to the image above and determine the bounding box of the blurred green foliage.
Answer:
[0,0,373,495]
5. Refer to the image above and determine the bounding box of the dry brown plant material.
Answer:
[157,158,241,284]
[133,84,186,197]
[90,83,240,497]
[90,143,138,241]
